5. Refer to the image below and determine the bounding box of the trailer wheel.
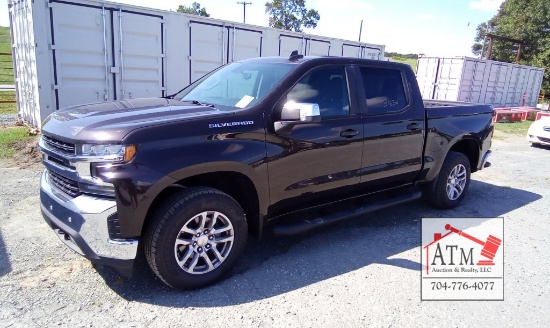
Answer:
[144,187,247,290]
[426,151,471,209]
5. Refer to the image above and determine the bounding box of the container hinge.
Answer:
[160,54,166,58]
[53,84,60,90]
[47,2,55,8]
[49,44,56,50]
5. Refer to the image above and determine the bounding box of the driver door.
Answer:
[266,65,364,215]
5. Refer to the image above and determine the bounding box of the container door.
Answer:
[112,10,165,100]
[49,3,115,109]
[360,46,382,60]
[459,59,488,103]
[525,69,544,106]
[416,57,440,99]
[9,0,40,126]
[228,27,262,62]
[433,58,463,101]
[342,43,361,57]
[279,35,305,56]
[189,21,226,83]
[505,66,528,106]
[305,38,330,56]
[483,63,509,106]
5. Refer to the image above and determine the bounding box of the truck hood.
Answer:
[41,98,226,142]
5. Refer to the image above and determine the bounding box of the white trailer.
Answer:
[8,0,385,127]
[416,56,544,107]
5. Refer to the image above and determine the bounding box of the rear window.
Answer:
[358,67,408,114]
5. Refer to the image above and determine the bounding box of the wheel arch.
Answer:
[142,164,266,239]
[448,137,480,173]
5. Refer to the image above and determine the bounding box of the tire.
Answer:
[144,187,248,290]
[426,151,471,209]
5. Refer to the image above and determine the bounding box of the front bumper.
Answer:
[527,134,550,146]
[40,170,138,276]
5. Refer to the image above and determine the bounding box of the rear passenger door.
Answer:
[355,65,425,191]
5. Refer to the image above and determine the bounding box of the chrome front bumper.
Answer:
[40,170,138,276]
[480,150,492,170]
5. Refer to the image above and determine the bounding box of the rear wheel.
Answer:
[144,187,247,290]
[426,151,471,209]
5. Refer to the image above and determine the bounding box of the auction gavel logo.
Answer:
[444,224,502,265]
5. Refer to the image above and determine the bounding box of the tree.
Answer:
[471,20,497,57]
[265,0,320,32]
[177,2,210,17]
[472,0,550,98]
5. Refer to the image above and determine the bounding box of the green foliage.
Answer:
[471,0,550,97]
[384,52,419,60]
[0,127,33,158]
[386,52,419,72]
[265,0,320,32]
[177,2,210,17]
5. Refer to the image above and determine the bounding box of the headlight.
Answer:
[79,144,137,162]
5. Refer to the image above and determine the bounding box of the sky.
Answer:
[0,0,504,56]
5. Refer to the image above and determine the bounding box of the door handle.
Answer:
[407,123,421,131]
[340,129,359,138]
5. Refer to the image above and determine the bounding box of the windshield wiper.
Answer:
[182,100,216,108]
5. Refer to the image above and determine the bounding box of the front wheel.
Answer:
[144,187,247,290]
[425,151,471,209]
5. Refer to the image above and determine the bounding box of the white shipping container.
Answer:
[416,56,545,107]
[8,0,385,127]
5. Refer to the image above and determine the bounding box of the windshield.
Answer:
[175,62,295,109]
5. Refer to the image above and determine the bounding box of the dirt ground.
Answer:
[0,132,549,327]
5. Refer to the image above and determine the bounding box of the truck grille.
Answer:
[538,137,550,143]
[48,170,81,197]
[42,135,76,154]
[543,127,550,132]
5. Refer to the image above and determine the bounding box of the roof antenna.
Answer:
[289,50,303,60]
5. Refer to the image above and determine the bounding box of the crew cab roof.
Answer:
[237,55,412,70]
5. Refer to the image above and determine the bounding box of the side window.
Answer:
[359,67,408,114]
[287,66,350,117]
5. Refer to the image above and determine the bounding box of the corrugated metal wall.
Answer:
[416,56,545,107]
[8,0,385,127]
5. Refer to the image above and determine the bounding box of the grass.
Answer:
[0,26,14,84]
[0,90,17,114]
[493,120,531,135]
[391,57,418,72]
[0,126,33,158]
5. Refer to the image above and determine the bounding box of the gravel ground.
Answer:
[0,114,18,125]
[0,132,549,327]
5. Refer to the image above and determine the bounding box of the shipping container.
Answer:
[416,56,544,108]
[8,0,385,127]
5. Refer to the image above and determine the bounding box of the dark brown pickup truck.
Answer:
[38,54,493,289]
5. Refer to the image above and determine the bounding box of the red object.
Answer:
[495,106,539,121]
[536,112,550,121]
[445,224,502,266]
[493,109,523,123]
[510,108,527,121]
[433,233,442,242]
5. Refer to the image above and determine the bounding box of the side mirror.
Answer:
[275,102,321,133]
[281,101,321,122]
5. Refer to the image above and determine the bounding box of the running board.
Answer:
[272,189,422,237]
